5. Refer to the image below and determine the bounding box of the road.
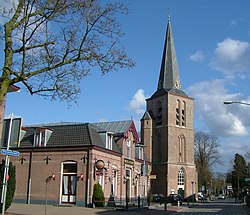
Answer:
[174,198,249,214]
[6,198,249,215]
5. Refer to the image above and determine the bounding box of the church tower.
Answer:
[141,17,197,199]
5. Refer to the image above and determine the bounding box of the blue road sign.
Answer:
[1,149,20,157]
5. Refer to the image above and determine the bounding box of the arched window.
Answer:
[157,133,162,162]
[178,134,186,163]
[156,101,162,126]
[181,101,186,127]
[111,165,118,196]
[178,169,184,186]
[176,100,180,126]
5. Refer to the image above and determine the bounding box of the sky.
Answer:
[2,0,250,173]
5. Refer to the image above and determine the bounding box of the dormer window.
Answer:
[34,128,52,147]
[106,132,113,150]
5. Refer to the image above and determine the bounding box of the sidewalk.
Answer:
[6,203,182,215]
[242,203,250,214]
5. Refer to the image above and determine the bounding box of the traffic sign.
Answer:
[1,149,20,157]
[245,178,250,182]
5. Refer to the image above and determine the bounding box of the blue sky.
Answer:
[2,0,250,173]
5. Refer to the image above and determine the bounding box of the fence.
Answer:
[93,196,148,210]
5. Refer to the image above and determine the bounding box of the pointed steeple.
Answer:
[158,16,181,90]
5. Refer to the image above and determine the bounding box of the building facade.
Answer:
[1,120,151,206]
[141,17,197,199]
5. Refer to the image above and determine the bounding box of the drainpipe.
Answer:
[26,150,33,204]
[85,150,90,206]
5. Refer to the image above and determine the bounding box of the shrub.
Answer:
[0,159,16,211]
[147,189,153,203]
[93,183,105,207]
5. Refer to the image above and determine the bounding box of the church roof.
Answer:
[157,16,181,92]
[141,111,152,120]
[149,87,188,100]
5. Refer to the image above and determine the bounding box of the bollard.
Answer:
[138,195,140,208]
[164,202,167,211]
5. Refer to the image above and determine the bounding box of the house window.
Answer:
[181,101,186,127]
[178,169,184,186]
[106,133,113,150]
[127,140,131,159]
[98,172,105,189]
[111,168,118,196]
[139,147,143,160]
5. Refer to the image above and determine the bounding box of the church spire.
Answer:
[158,16,181,90]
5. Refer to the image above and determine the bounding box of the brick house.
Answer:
[3,120,150,206]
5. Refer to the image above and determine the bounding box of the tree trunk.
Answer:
[0,95,6,147]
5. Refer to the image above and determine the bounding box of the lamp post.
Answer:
[191,181,194,207]
[223,101,250,105]
[135,143,147,210]
[45,174,56,215]
[125,174,129,210]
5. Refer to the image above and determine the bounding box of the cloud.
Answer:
[187,79,249,137]
[229,20,238,28]
[210,38,250,77]
[189,50,204,62]
[127,89,146,114]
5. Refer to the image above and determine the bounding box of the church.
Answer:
[140,17,197,199]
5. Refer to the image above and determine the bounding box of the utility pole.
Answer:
[1,113,13,215]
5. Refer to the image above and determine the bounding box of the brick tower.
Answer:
[141,17,197,199]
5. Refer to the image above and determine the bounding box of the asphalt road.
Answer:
[6,198,250,215]
[174,198,249,215]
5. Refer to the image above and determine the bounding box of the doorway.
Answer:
[61,162,77,204]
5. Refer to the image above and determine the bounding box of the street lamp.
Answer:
[135,144,147,210]
[223,101,250,105]
[125,173,129,210]
[191,181,194,207]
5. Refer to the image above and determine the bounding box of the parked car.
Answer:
[198,192,204,200]
[218,194,225,199]
[166,194,183,205]
[209,194,216,201]
[152,194,164,202]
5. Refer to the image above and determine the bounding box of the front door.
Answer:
[61,162,77,204]
[62,174,77,204]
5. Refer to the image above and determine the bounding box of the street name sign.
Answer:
[245,178,250,182]
[1,149,20,157]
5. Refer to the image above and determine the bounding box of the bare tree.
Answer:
[245,151,250,162]
[194,131,221,192]
[0,0,134,124]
